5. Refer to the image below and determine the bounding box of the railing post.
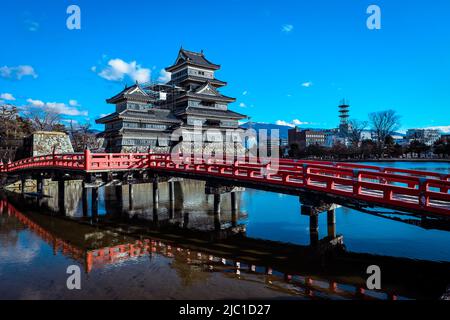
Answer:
[84,149,91,171]
[147,149,151,168]
[52,146,56,167]
[353,169,361,195]
[440,174,449,193]
[418,178,429,208]
[302,164,309,186]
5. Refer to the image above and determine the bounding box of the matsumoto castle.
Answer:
[96,48,248,154]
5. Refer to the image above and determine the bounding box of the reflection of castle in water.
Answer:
[2,188,450,300]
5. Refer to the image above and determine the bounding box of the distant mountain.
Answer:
[239,122,293,139]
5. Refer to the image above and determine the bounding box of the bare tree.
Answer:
[348,119,368,147]
[68,121,101,151]
[0,104,23,138]
[27,107,62,131]
[369,110,401,153]
[0,103,33,161]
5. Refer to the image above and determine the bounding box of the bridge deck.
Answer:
[1,150,450,216]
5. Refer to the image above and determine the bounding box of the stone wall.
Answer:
[26,131,74,157]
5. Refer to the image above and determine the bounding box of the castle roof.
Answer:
[106,84,157,104]
[166,48,221,72]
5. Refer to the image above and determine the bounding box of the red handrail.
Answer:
[1,152,449,216]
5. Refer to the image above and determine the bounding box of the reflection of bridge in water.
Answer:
[2,185,450,300]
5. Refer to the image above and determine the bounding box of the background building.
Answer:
[441,134,450,143]
[288,128,327,150]
[406,129,441,146]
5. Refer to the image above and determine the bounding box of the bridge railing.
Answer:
[2,151,449,215]
[0,153,85,173]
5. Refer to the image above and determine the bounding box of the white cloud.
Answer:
[276,119,310,127]
[26,98,88,116]
[282,24,294,33]
[158,69,171,83]
[292,119,309,125]
[25,20,39,32]
[276,120,293,127]
[0,93,15,101]
[422,125,450,133]
[69,99,80,107]
[0,65,38,80]
[97,58,151,83]
[26,98,45,107]
[239,102,246,108]
[242,90,248,96]
[301,81,313,88]
[46,102,88,116]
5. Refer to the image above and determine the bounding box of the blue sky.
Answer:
[0,0,449,132]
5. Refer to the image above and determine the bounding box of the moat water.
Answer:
[0,162,449,300]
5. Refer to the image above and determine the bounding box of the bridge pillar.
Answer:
[183,211,189,228]
[20,177,26,194]
[113,185,123,215]
[153,206,159,224]
[205,184,244,218]
[231,192,238,212]
[128,184,134,211]
[231,192,238,227]
[169,181,175,204]
[214,212,222,231]
[82,183,88,217]
[58,180,65,215]
[168,181,175,219]
[36,176,44,194]
[91,187,99,217]
[309,214,319,246]
[213,193,222,216]
[152,180,159,209]
[115,185,123,201]
[327,209,336,239]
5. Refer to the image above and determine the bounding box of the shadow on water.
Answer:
[1,178,450,300]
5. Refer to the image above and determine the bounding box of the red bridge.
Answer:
[1,149,450,217]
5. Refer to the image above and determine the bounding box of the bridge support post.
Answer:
[169,181,175,204]
[327,209,336,239]
[213,193,221,216]
[231,192,238,227]
[309,214,319,246]
[82,183,88,217]
[115,185,123,215]
[205,184,244,218]
[169,181,175,219]
[115,185,123,201]
[36,176,43,194]
[91,187,99,217]
[20,177,26,194]
[214,209,222,231]
[153,180,159,209]
[183,211,189,228]
[231,192,238,212]
[58,180,65,215]
[128,184,134,211]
